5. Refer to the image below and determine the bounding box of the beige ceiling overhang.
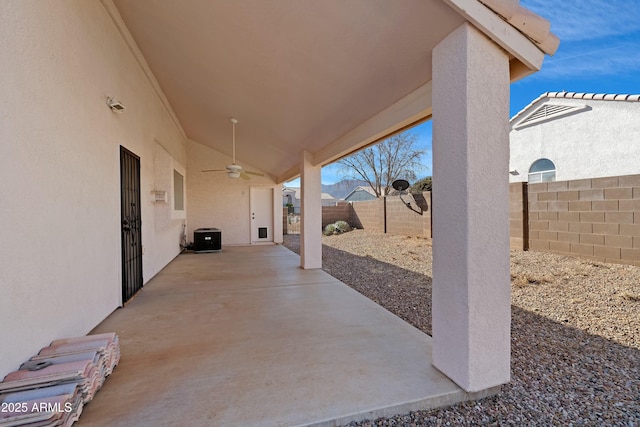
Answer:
[105,0,556,183]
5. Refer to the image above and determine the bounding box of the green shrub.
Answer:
[324,220,353,236]
[323,223,337,236]
[334,220,351,233]
[410,176,432,192]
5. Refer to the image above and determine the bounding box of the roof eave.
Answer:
[442,0,546,79]
[510,91,640,123]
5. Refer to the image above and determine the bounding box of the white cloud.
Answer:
[534,38,640,80]
[542,54,640,80]
[522,0,640,42]
[518,1,640,80]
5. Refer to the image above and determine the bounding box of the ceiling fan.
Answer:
[202,118,264,179]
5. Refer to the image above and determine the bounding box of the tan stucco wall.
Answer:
[186,139,282,245]
[0,0,187,376]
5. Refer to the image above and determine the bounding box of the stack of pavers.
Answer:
[0,333,120,427]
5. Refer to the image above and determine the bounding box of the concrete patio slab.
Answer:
[77,245,497,427]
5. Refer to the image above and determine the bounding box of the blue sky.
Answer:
[293,0,640,186]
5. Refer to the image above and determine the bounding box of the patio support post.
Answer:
[431,23,511,392]
[300,150,322,269]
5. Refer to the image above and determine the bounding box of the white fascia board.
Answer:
[442,0,545,72]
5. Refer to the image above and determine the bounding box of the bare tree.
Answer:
[337,132,426,197]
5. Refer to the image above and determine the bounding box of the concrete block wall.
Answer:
[325,193,432,236]
[349,198,384,233]
[386,193,432,237]
[527,174,640,266]
[322,202,352,228]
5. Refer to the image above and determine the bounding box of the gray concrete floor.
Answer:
[78,245,496,427]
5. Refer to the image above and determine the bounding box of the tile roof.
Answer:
[478,0,559,56]
[0,333,120,426]
[544,91,640,102]
[511,91,640,123]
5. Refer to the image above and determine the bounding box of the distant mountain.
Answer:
[322,179,369,199]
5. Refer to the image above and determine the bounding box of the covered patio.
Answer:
[2,0,558,421]
[78,245,496,426]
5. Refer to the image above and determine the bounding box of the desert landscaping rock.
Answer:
[283,230,639,426]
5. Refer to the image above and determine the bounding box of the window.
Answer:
[528,158,556,183]
[173,170,184,210]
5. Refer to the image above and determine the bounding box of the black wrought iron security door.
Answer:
[120,147,143,303]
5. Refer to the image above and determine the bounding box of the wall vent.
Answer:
[514,103,589,129]
[152,190,167,203]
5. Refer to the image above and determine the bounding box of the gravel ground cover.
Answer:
[282,230,639,426]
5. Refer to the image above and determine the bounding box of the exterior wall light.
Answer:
[107,97,125,113]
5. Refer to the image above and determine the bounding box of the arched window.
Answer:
[528,158,556,183]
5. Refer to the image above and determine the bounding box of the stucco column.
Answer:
[431,23,511,392]
[300,150,322,269]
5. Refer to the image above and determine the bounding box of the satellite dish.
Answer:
[392,179,410,192]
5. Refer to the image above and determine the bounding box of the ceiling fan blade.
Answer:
[201,169,227,172]
[240,172,251,180]
[244,170,264,176]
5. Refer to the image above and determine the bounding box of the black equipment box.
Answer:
[193,228,222,253]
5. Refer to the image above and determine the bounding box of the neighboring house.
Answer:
[509,92,640,183]
[283,186,337,214]
[344,185,377,202]
[282,186,300,213]
[322,193,338,207]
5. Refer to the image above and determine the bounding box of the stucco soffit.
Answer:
[442,0,546,73]
[277,165,301,185]
[313,83,433,168]
[277,82,433,184]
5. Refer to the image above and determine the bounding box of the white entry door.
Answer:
[250,187,273,243]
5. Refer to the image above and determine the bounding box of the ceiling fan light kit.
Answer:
[201,118,265,179]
